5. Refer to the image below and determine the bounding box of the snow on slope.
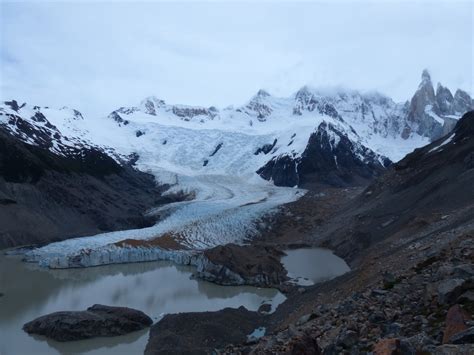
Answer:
[3,82,447,268]
[0,101,121,160]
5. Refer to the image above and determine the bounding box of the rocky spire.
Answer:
[420,69,432,85]
[408,69,436,122]
[453,89,474,114]
[436,83,454,115]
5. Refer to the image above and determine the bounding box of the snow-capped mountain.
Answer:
[0,100,121,161]
[405,70,473,140]
[3,69,472,267]
[1,70,472,190]
[92,92,392,188]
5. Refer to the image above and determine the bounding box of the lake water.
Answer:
[0,247,349,354]
[282,248,350,286]
[0,255,284,355]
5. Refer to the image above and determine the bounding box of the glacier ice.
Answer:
[26,175,304,268]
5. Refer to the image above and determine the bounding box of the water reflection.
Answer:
[31,329,148,354]
[282,248,350,285]
[0,255,284,355]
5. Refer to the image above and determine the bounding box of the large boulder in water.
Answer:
[23,304,153,341]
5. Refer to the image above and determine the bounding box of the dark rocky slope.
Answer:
[319,110,474,262]
[0,128,170,249]
[240,111,474,353]
[257,122,390,188]
[228,233,474,354]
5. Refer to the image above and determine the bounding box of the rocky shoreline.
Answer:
[223,233,474,354]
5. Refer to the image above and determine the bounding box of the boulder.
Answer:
[443,304,470,344]
[23,304,152,341]
[373,338,402,355]
[257,303,272,314]
[458,290,474,303]
[383,272,396,289]
[336,329,358,349]
[285,334,321,354]
[437,279,467,304]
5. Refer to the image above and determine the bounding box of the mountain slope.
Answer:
[317,110,474,261]
[257,121,390,187]
[0,123,170,249]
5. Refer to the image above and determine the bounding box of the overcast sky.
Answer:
[1,1,472,117]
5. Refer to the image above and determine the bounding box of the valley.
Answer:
[0,71,473,354]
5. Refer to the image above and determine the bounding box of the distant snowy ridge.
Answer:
[2,70,472,268]
[2,70,472,189]
[0,100,125,162]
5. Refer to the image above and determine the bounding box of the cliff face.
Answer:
[0,128,169,249]
[257,122,389,188]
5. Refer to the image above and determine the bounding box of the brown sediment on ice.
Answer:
[114,233,187,250]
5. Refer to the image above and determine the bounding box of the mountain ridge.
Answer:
[1,70,472,190]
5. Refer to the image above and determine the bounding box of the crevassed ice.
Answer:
[28,175,304,268]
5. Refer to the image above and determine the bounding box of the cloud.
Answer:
[1,1,472,117]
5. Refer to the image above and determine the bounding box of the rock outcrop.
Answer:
[23,304,152,341]
[242,89,274,121]
[405,70,473,140]
[195,244,288,287]
[145,306,261,355]
[257,122,390,188]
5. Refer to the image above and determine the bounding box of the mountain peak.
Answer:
[295,85,312,96]
[141,96,166,106]
[256,89,270,98]
[4,100,26,112]
[421,69,431,83]
[140,96,166,116]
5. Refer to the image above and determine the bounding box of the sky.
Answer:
[0,0,473,117]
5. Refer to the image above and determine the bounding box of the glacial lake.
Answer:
[0,247,350,354]
[0,254,284,355]
[282,248,350,286]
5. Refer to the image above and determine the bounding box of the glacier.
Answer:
[7,79,467,268]
[26,175,304,268]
